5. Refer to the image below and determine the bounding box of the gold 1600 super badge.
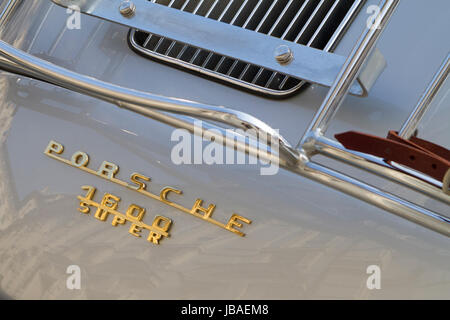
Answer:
[77,185,172,245]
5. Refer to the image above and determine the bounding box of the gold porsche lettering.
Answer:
[226,214,253,237]
[45,140,252,236]
[97,161,119,179]
[129,172,151,191]
[71,151,89,167]
[159,187,182,205]
[191,199,216,220]
[45,140,64,155]
[77,185,171,244]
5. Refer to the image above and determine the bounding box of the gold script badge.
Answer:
[44,140,252,237]
[78,185,172,244]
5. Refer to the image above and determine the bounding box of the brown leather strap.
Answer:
[387,131,450,161]
[335,131,450,183]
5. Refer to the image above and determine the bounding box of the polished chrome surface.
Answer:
[128,0,365,96]
[298,0,399,146]
[274,45,294,65]
[52,0,380,96]
[310,55,450,206]
[399,54,450,140]
[294,0,450,235]
[293,0,449,235]
[119,0,136,18]
[0,39,299,166]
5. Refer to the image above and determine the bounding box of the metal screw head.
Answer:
[119,1,136,17]
[274,45,293,65]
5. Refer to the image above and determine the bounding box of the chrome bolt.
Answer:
[119,1,136,17]
[274,45,293,65]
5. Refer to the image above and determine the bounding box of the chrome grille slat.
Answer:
[180,0,191,11]
[265,71,277,88]
[230,0,249,24]
[217,0,234,20]
[294,0,334,44]
[142,34,153,47]
[153,35,165,52]
[251,67,264,84]
[165,40,176,55]
[176,45,188,59]
[189,49,201,63]
[278,74,289,89]
[268,0,294,36]
[130,0,364,96]
[214,56,226,71]
[242,0,264,28]
[192,0,205,14]
[239,63,251,80]
[205,0,220,16]
[227,60,239,75]
[201,52,214,67]
[254,0,280,32]
[280,0,317,41]
[307,0,341,47]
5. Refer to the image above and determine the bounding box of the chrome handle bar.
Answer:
[0,39,300,165]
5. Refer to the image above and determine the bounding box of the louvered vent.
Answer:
[129,0,364,97]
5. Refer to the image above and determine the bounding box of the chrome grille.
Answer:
[129,0,364,97]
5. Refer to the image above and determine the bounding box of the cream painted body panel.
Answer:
[0,0,449,299]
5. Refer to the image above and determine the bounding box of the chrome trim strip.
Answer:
[52,0,379,96]
[1,0,448,236]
